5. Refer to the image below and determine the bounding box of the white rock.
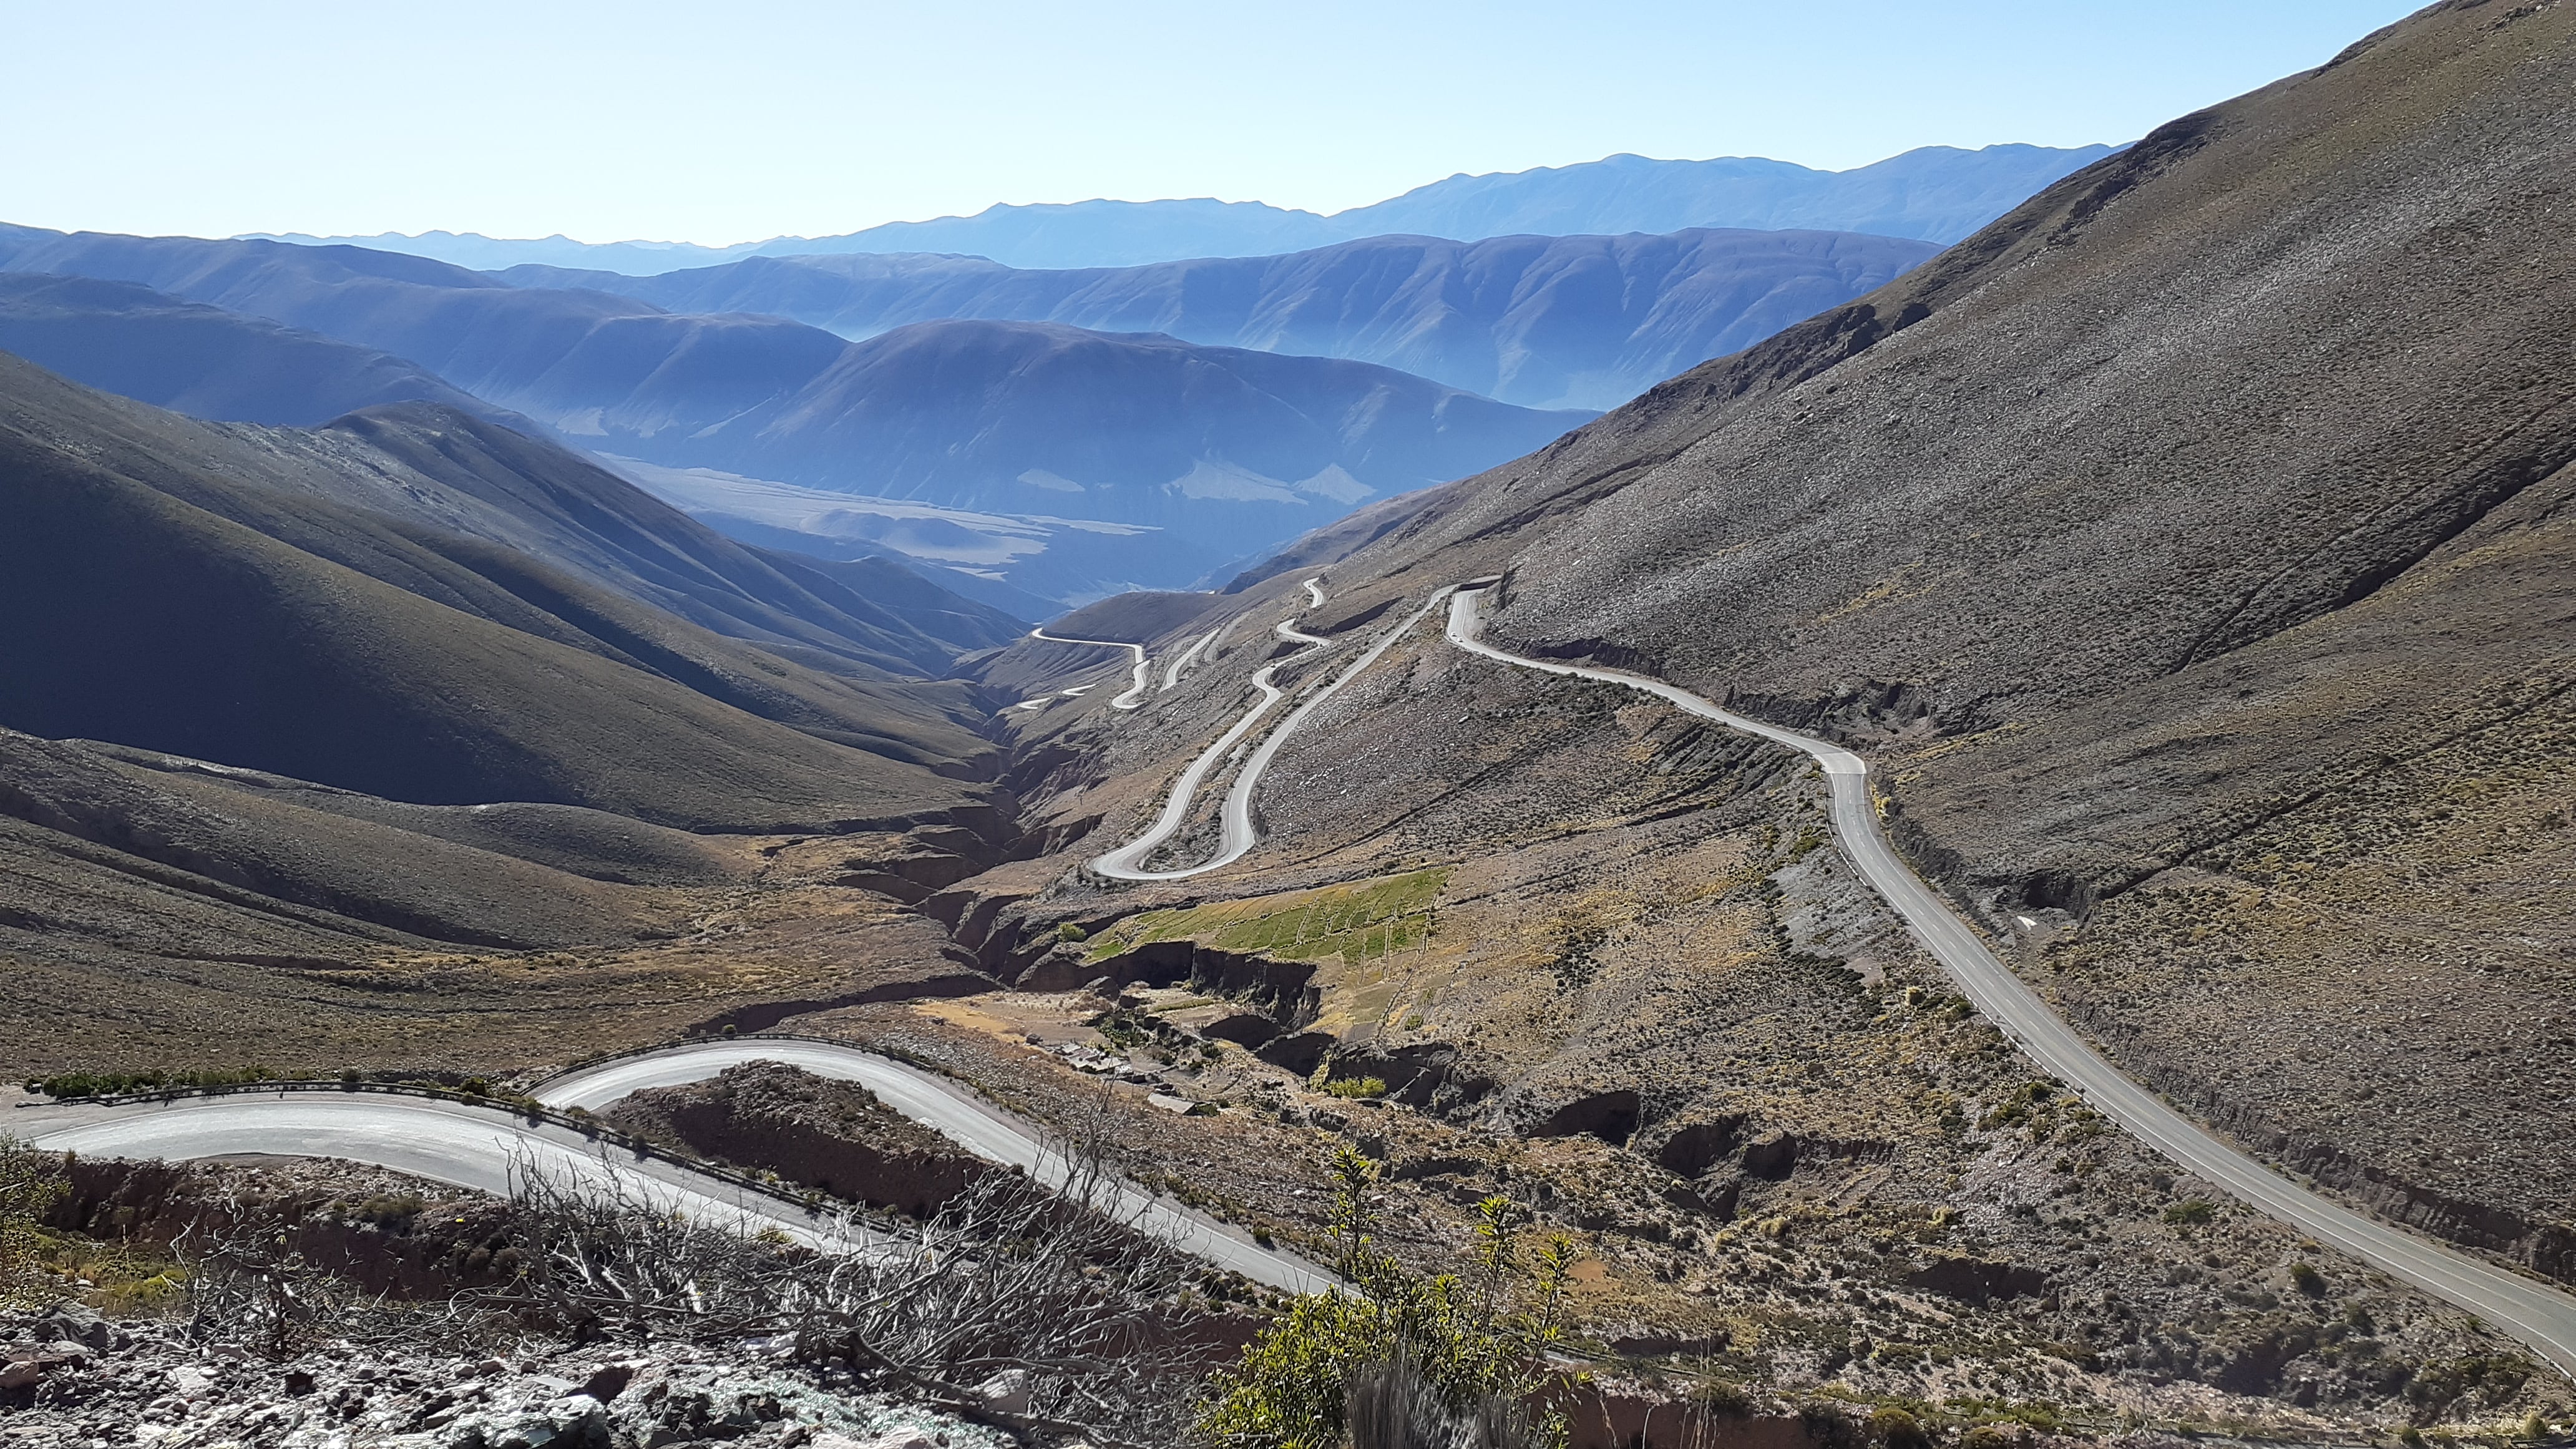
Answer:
[972,1366,1033,1414]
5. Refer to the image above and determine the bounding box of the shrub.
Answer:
[1693,1378,1755,1419]
[1056,922,1090,944]
[347,1194,425,1229]
[34,1065,284,1099]
[2162,1199,2215,1226]
[1,1135,70,1309]
[1325,1076,1389,1100]
[1868,1407,1933,1449]
[2290,1261,2326,1296]
[1196,1145,1575,1448]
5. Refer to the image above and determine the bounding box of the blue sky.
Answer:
[2,0,2424,245]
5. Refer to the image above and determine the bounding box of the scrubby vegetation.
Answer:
[1197,1146,1576,1448]
[27,1065,287,1098]
[1,1133,69,1308]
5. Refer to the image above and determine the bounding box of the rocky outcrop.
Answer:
[0,1307,1005,1448]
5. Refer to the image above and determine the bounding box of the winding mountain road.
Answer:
[20,1093,852,1246]
[1161,630,1217,691]
[1026,627,1151,710]
[1445,585,2576,1377]
[1090,580,1451,882]
[16,1042,1332,1294]
[23,571,2569,1368]
[536,1040,1328,1291]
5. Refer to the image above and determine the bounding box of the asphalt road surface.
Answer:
[16,1046,1331,1293]
[1445,585,2576,1378]
[1026,627,1150,710]
[1090,582,1450,882]
[539,1040,1329,1292]
[20,1092,851,1246]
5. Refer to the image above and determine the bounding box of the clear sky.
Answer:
[2,0,2426,245]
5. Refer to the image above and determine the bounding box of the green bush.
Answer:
[2162,1199,2215,1226]
[2290,1261,2326,1296]
[34,1065,285,1099]
[1196,1146,1574,1448]
[1868,1407,1933,1449]
[1325,1076,1389,1100]
[1056,922,1089,944]
[1,1134,69,1309]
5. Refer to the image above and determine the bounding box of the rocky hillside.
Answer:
[962,0,2576,1312]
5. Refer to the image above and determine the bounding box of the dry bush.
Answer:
[482,1137,1210,1448]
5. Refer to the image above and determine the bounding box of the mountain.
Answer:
[498,227,1940,411]
[1045,2,2572,1286]
[0,351,1027,1071]
[0,226,1589,601]
[0,271,504,426]
[250,143,2113,274]
[629,318,1591,525]
[0,270,1032,660]
[1342,144,2120,251]
[0,349,1005,829]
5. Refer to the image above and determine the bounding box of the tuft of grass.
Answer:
[1325,1076,1390,1100]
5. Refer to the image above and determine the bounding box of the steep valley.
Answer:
[5,4,2575,1440]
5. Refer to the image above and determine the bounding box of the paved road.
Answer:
[1446,586,2576,1378]
[15,1046,1333,1294]
[1026,628,1150,710]
[536,1040,1330,1292]
[1091,581,1450,882]
[19,1093,852,1247]
[1090,581,1336,881]
[1161,630,1217,691]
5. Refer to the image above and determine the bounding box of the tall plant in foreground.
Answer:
[0,1134,69,1309]
[1196,1145,1574,1449]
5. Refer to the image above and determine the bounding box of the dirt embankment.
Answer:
[602,1061,993,1216]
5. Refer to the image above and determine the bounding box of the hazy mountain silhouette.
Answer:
[250,143,2112,273]
[0,271,509,426]
[0,225,1589,600]
[501,227,1939,411]
[0,271,1035,655]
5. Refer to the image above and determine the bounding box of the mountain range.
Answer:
[254,142,2114,274]
[497,227,1938,411]
[0,227,1601,599]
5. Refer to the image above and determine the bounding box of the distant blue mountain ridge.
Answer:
[495,227,1939,412]
[248,143,2118,275]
